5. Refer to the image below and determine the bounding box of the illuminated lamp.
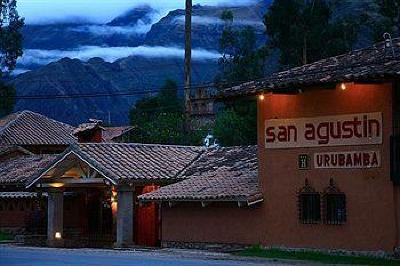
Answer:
[340,83,347,91]
[258,94,265,101]
[49,183,64,188]
[55,232,62,239]
[111,189,117,203]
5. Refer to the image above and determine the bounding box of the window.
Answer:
[298,179,321,224]
[299,193,321,224]
[324,193,346,225]
[323,179,346,225]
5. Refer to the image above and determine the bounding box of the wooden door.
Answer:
[135,185,160,247]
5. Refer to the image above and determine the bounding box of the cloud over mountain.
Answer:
[18,0,258,25]
[18,46,220,66]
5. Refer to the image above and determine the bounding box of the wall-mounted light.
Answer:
[340,83,347,91]
[111,189,117,203]
[258,94,265,101]
[55,232,62,239]
[49,183,64,188]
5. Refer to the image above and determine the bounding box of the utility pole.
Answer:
[184,0,192,130]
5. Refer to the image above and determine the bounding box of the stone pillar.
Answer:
[115,185,134,248]
[47,189,64,247]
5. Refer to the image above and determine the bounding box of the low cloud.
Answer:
[18,0,258,25]
[12,68,31,75]
[175,15,264,27]
[18,46,220,66]
[70,24,150,36]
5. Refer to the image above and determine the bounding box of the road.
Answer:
[0,245,300,266]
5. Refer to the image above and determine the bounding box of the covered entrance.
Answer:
[27,149,162,248]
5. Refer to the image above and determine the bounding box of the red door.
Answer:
[135,185,160,247]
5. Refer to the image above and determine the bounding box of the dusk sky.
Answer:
[17,0,257,24]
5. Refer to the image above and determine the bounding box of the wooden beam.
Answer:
[38,178,107,188]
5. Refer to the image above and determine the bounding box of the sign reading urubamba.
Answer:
[265,112,382,149]
[314,151,381,169]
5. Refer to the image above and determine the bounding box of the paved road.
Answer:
[0,246,298,266]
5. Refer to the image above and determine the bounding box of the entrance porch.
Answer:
[27,149,161,248]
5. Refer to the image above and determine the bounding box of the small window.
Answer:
[323,179,346,225]
[324,194,346,224]
[298,179,321,224]
[299,193,321,224]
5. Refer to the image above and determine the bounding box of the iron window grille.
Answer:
[298,179,321,224]
[322,179,346,225]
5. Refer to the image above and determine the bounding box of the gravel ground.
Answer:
[0,245,318,266]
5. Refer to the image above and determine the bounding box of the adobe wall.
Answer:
[258,82,399,252]
[161,202,266,246]
[0,198,46,235]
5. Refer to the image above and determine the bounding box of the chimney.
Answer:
[73,119,104,143]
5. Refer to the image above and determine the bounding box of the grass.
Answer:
[238,245,400,265]
[0,231,13,241]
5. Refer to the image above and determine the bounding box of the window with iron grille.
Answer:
[298,179,321,224]
[323,179,346,225]
[324,193,346,225]
[299,193,321,224]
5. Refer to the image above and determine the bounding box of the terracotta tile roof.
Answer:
[0,192,45,198]
[139,146,262,204]
[73,119,103,136]
[221,38,400,98]
[0,111,76,146]
[0,155,57,186]
[103,126,135,142]
[0,145,33,163]
[0,144,32,155]
[28,143,206,186]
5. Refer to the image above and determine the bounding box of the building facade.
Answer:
[257,82,399,252]
[142,38,400,253]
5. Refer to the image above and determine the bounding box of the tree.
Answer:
[0,83,15,117]
[264,0,359,68]
[217,10,267,83]
[372,0,400,40]
[129,79,202,145]
[213,103,257,147]
[212,11,265,146]
[130,79,182,128]
[0,0,24,117]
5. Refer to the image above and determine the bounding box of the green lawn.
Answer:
[0,231,13,241]
[238,246,400,266]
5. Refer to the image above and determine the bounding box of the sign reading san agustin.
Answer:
[265,112,382,169]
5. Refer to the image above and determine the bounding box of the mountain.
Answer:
[22,6,156,50]
[21,2,269,51]
[12,57,219,125]
[144,1,269,50]
[107,5,155,26]
[12,1,269,125]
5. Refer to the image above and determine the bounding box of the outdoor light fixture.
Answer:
[340,83,347,91]
[259,94,265,100]
[111,190,117,203]
[55,232,62,239]
[49,182,64,188]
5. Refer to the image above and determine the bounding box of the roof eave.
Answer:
[25,147,118,189]
[139,195,264,207]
